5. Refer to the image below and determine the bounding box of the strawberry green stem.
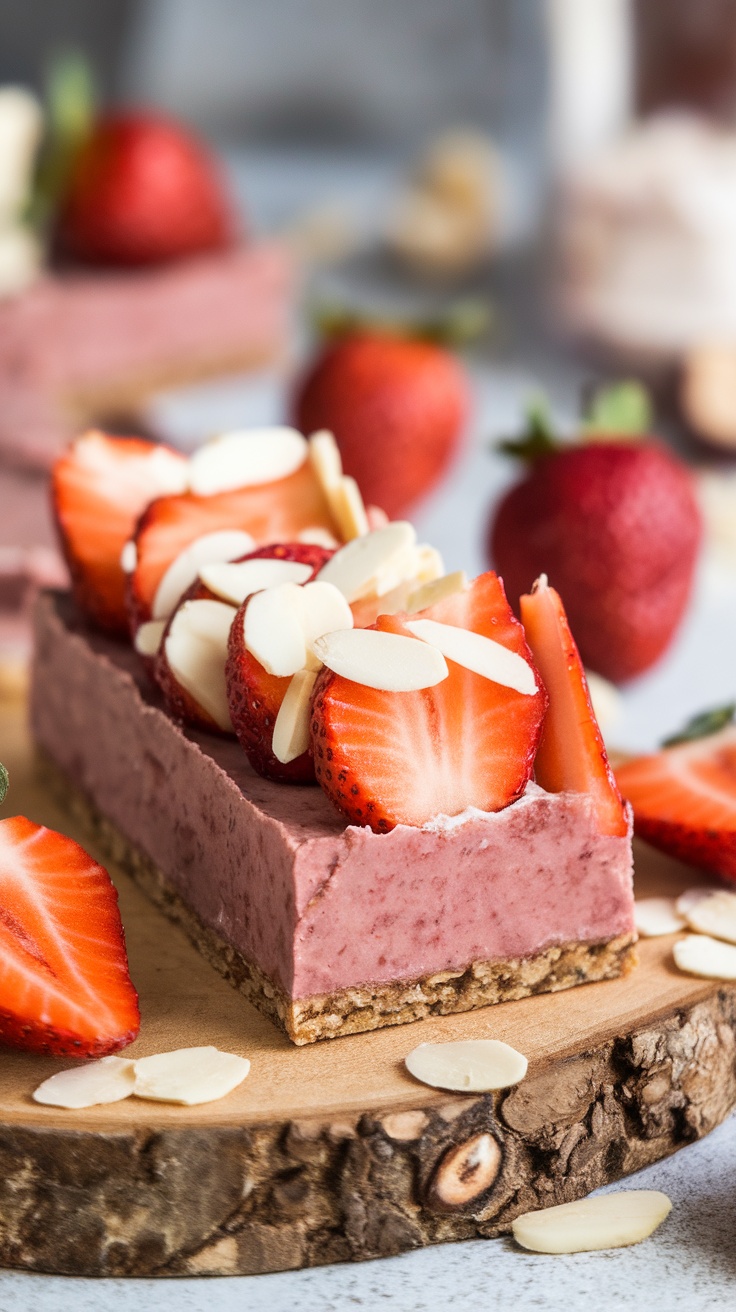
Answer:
[663,704,736,748]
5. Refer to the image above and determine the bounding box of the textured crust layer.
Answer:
[38,750,637,1045]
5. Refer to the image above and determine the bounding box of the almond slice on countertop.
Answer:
[405,618,537,695]
[316,522,417,603]
[165,599,236,731]
[188,427,308,496]
[313,627,448,692]
[243,582,308,677]
[511,1191,672,1255]
[133,1046,250,1105]
[405,1039,528,1092]
[272,668,318,764]
[33,1056,136,1109]
[152,530,255,620]
[329,475,370,540]
[407,570,468,614]
[684,890,736,944]
[134,618,166,658]
[634,897,686,937]
[676,886,724,918]
[673,933,736,980]
[199,557,313,606]
[308,428,342,493]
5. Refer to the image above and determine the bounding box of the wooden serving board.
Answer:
[1,691,735,1279]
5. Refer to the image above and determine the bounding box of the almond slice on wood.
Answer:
[272,669,318,763]
[684,890,736,944]
[152,530,255,620]
[329,475,370,540]
[634,897,686,937]
[243,582,308,677]
[188,428,307,496]
[199,557,313,606]
[134,618,166,658]
[33,1056,136,1109]
[407,570,468,614]
[133,1046,250,1105]
[308,428,342,493]
[317,522,417,603]
[676,886,724,918]
[405,618,537,694]
[313,627,448,691]
[673,933,736,980]
[165,599,236,731]
[512,1191,672,1254]
[405,1039,528,1092]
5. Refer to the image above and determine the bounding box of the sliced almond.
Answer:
[134,619,166,658]
[272,669,318,763]
[165,599,236,731]
[673,933,736,980]
[297,526,340,548]
[405,618,537,695]
[120,540,137,573]
[405,1039,528,1092]
[301,580,354,646]
[152,530,255,621]
[243,582,307,677]
[412,543,445,585]
[188,428,307,496]
[512,1191,672,1254]
[329,475,369,540]
[684,890,736,944]
[199,557,312,606]
[317,522,417,603]
[407,570,468,614]
[33,1056,136,1109]
[634,897,686,938]
[308,428,342,492]
[676,886,724,918]
[313,627,448,691]
[584,670,621,737]
[133,1046,250,1105]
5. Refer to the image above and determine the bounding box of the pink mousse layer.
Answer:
[31,593,635,1000]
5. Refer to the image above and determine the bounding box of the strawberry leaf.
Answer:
[663,704,736,748]
[0,762,7,805]
[498,395,560,461]
[311,297,493,348]
[582,380,652,438]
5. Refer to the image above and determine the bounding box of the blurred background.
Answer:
[3,0,736,747]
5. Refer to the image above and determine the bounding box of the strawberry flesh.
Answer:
[310,571,547,832]
[0,816,140,1056]
[520,579,628,837]
[615,726,736,879]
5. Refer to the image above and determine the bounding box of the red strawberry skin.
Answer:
[0,816,140,1057]
[59,111,236,267]
[310,572,547,832]
[294,333,469,518]
[225,543,333,782]
[490,441,702,683]
[615,727,736,879]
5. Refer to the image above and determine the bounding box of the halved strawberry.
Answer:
[52,430,188,635]
[128,463,338,631]
[0,816,140,1056]
[310,571,548,832]
[225,544,333,781]
[520,577,628,837]
[615,724,736,879]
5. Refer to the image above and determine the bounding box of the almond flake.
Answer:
[673,933,736,980]
[313,627,448,691]
[133,1046,250,1105]
[634,897,686,937]
[165,599,236,731]
[512,1191,672,1254]
[301,580,354,646]
[188,428,307,496]
[120,540,137,573]
[134,619,167,658]
[199,557,312,606]
[272,669,318,763]
[405,618,537,695]
[684,890,736,944]
[317,522,417,603]
[243,582,308,677]
[152,530,255,620]
[308,428,342,493]
[297,526,340,548]
[407,570,468,614]
[412,544,445,585]
[676,886,723,918]
[406,1039,528,1092]
[329,475,370,540]
[33,1056,136,1109]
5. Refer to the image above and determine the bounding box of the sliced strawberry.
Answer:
[310,571,548,832]
[615,726,736,879]
[225,544,333,781]
[520,577,628,837]
[0,816,140,1056]
[52,430,188,635]
[128,463,338,631]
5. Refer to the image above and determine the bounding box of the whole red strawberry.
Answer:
[59,111,236,266]
[490,404,702,683]
[293,332,468,518]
